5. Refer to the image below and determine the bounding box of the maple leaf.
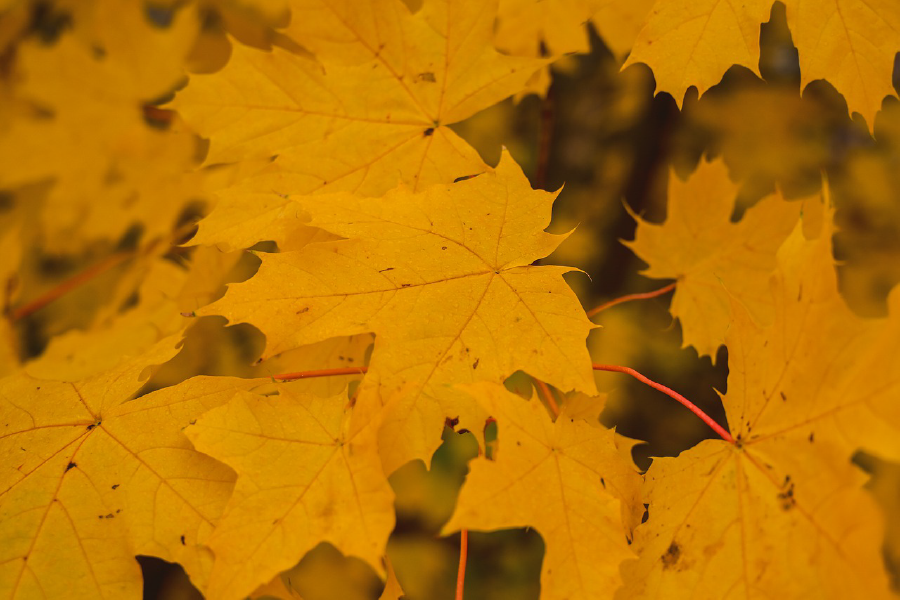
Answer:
[619,214,900,597]
[444,382,641,600]
[619,439,890,599]
[625,0,900,126]
[0,20,202,252]
[202,151,597,470]
[626,159,802,360]
[172,0,544,248]
[184,384,395,600]
[25,246,244,382]
[0,338,263,598]
[589,0,656,58]
[494,0,654,59]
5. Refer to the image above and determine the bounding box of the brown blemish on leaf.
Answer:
[777,475,796,510]
[661,541,681,569]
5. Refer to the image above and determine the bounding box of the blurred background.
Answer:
[2,1,899,598]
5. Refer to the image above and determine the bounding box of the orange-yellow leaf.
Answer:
[173,0,541,181]
[626,0,900,126]
[619,439,890,599]
[172,0,544,248]
[626,159,801,359]
[444,382,640,600]
[0,31,203,253]
[203,151,596,470]
[619,214,900,598]
[184,385,395,600]
[0,339,260,598]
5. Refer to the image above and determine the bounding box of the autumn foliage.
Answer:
[1,1,900,599]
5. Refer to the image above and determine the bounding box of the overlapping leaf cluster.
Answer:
[1,0,899,599]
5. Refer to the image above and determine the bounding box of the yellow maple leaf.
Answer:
[184,384,395,600]
[493,0,654,60]
[0,338,261,598]
[0,32,204,253]
[172,0,544,248]
[24,246,244,382]
[626,159,802,359]
[444,382,640,600]
[202,151,597,470]
[590,0,656,58]
[618,216,900,598]
[625,0,900,126]
[487,0,653,98]
[619,439,889,599]
[58,0,199,100]
[495,0,597,58]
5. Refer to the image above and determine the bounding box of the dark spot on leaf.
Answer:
[441,246,448,250]
[780,391,786,401]
[65,462,76,472]
[417,72,436,82]
[600,477,606,488]
[296,307,309,315]
[146,4,174,27]
[401,283,411,288]
[661,542,680,569]
[423,127,434,137]
[457,428,470,434]
[445,416,459,429]
[112,484,119,490]
[180,535,186,545]
[453,173,482,183]
[378,267,394,272]
[472,358,479,369]
[777,476,796,510]
[808,432,815,443]
[538,39,550,57]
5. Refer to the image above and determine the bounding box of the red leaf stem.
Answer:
[585,282,677,318]
[9,251,132,320]
[456,528,468,600]
[273,367,368,381]
[592,363,733,443]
